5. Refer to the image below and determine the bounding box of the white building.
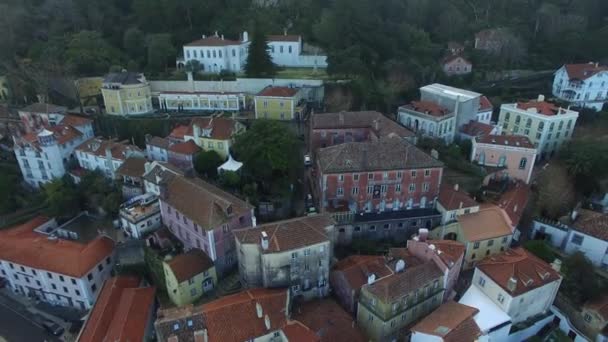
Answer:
[553,62,608,111]
[145,135,171,162]
[158,90,246,112]
[119,193,162,239]
[437,183,480,225]
[0,216,115,310]
[180,31,327,74]
[419,84,482,134]
[498,95,579,159]
[532,210,608,270]
[75,138,144,179]
[398,100,456,143]
[142,161,184,196]
[478,96,493,124]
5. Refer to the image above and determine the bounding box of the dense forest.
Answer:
[1,0,608,108]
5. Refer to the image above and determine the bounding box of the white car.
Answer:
[304,154,312,166]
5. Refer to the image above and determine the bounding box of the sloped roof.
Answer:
[267,34,301,42]
[292,299,367,342]
[185,35,242,46]
[20,103,67,114]
[564,63,608,81]
[585,295,608,321]
[477,134,534,149]
[234,215,334,253]
[565,209,608,241]
[479,96,493,111]
[317,135,443,173]
[115,157,147,178]
[281,321,320,342]
[365,261,442,302]
[311,111,414,139]
[169,140,201,155]
[257,86,299,97]
[515,100,566,116]
[494,181,530,227]
[166,249,214,283]
[103,72,145,85]
[332,255,393,292]
[60,114,93,127]
[191,117,242,140]
[457,205,513,241]
[169,125,191,141]
[76,137,143,161]
[147,136,172,149]
[442,55,472,66]
[411,301,481,342]
[0,216,114,278]
[438,183,478,211]
[460,120,495,137]
[161,174,252,229]
[477,247,561,296]
[428,240,466,268]
[403,101,452,118]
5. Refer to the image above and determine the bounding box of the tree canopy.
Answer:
[244,23,277,78]
[194,150,224,178]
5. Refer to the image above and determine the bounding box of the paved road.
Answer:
[0,296,59,342]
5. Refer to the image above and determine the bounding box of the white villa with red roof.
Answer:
[498,95,579,159]
[75,137,145,179]
[553,62,608,111]
[398,100,457,143]
[179,31,327,73]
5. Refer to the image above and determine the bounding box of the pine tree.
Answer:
[244,24,277,78]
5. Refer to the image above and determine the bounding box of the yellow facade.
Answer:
[102,83,153,116]
[254,96,296,120]
[197,137,231,159]
[163,262,217,307]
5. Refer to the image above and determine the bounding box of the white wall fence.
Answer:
[295,55,328,68]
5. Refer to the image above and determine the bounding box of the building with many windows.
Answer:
[183,116,246,159]
[419,84,482,134]
[398,100,456,143]
[498,95,579,159]
[162,249,217,306]
[234,215,334,300]
[119,193,162,239]
[471,134,537,184]
[410,301,482,342]
[254,86,305,120]
[552,62,608,111]
[436,183,480,225]
[101,71,152,116]
[0,216,115,310]
[158,91,246,112]
[477,95,494,124]
[75,137,144,179]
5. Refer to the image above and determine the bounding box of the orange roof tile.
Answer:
[191,117,242,140]
[479,96,493,111]
[460,120,495,137]
[564,63,608,81]
[438,183,478,211]
[516,100,564,116]
[60,114,93,127]
[185,35,241,47]
[166,249,214,283]
[477,247,561,296]
[366,261,442,302]
[585,295,608,321]
[332,255,393,292]
[292,299,367,342]
[0,216,115,277]
[494,181,530,227]
[457,205,513,241]
[257,86,299,97]
[169,140,201,155]
[76,137,142,161]
[477,134,534,149]
[169,125,191,141]
[405,101,451,117]
[282,321,320,342]
[267,34,301,42]
[429,240,466,267]
[411,301,481,341]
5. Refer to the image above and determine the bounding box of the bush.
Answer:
[194,150,224,178]
[523,240,555,263]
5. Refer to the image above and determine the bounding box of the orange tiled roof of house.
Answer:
[234,215,334,253]
[438,183,478,211]
[257,86,299,97]
[115,157,147,178]
[457,205,513,241]
[169,140,201,155]
[516,100,565,116]
[169,125,192,141]
[282,321,320,342]
[191,117,241,140]
[311,111,415,138]
[429,240,466,267]
[406,100,451,117]
[20,125,84,149]
[76,137,142,161]
[61,114,93,127]
[185,35,241,47]
[332,255,393,291]
[565,63,608,81]
[0,216,114,277]
[267,34,301,42]
[292,299,367,342]
[411,301,481,341]
[166,249,214,283]
[366,261,442,302]
[79,276,156,342]
[564,209,608,241]
[478,134,534,149]
[460,120,495,137]
[494,181,530,227]
[477,247,561,296]
[479,96,493,111]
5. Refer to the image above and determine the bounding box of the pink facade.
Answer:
[471,140,536,184]
[167,151,195,172]
[319,167,443,212]
[159,200,253,275]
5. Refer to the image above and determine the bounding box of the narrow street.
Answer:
[0,296,60,342]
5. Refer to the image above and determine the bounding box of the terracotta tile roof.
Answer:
[317,135,443,173]
[166,249,214,283]
[292,299,367,342]
[479,96,493,111]
[564,63,608,81]
[494,181,530,227]
[200,288,288,341]
[267,34,301,42]
[191,117,242,140]
[60,114,93,127]
[147,136,172,149]
[115,157,147,178]
[438,183,478,211]
[477,134,534,149]
[169,125,191,141]
[20,103,66,114]
[457,205,513,241]
[155,305,205,342]
[80,276,156,342]
[411,301,480,341]
[76,137,143,161]
[442,55,471,66]
[365,261,442,302]
[185,35,242,46]
[387,248,425,269]
[142,162,184,185]
[428,240,466,267]
[160,90,241,95]
[257,86,299,97]
[169,140,201,155]
[460,120,495,137]
[566,209,608,241]
[161,174,252,229]
[403,101,452,118]
[49,125,83,144]
[477,247,561,296]
[585,295,608,321]
[281,321,320,342]
[234,215,334,253]
[311,111,414,138]
[332,255,393,292]
[515,100,565,116]
[0,216,114,278]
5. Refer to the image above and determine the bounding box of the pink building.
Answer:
[159,174,255,276]
[471,134,536,184]
[441,55,472,76]
[167,140,200,172]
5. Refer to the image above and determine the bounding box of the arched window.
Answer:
[538,121,544,130]
[519,158,527,169]
[526,118,532,128]
[515,115,521,124]
[505,112,510,121]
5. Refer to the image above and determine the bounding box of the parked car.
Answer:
[304,154,312,166]
[42,321,64,336]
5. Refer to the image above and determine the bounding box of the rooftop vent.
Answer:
[256,302,263,318]
[395,259,406,273]
[507,277,517,292]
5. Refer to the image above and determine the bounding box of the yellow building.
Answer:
[498,95,579,159]
[430,205,514,270]
[254,86,304,120]
[163,249,217,306]
[356,261,444,342]
[101,71,153,115]
[182,116,246,159]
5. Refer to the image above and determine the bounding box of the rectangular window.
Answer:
[395,184,401,192]
[368,173,374,180]
[87,273,93,281]
[352,187,359,195]
[337,187,344,196]
[97,264,103,272]
[487,239,494,247]
[338,174,344,182]
[571,234,584,245]
[367,185,373,194]
[63,286,68,293]
[71,279,76,285]
[291,252,298,259]
[353,174,359,181]
[380,185,387,193]
[396,171,402,179]
[423,183,429,192]
[474,241,480,249]
[424,169,431,177]
[408,184,415,192]
[498,293,505,304]
[478,276,486,287]
[411,170,417,178]
[91,284,97,292]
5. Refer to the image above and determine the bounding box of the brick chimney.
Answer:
[418,228,429,242]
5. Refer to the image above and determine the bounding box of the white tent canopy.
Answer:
[218,154,243,173]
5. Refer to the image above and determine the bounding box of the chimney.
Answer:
[551,259,562,273]
[454,183,459,192]
[261,231,269,250]
[571,210,578,222]
[339,112,344,125]
[507,277,517,292]
[256,302,263,318]
[367,273,376,284]
[537,94,545,102]
[395,259,405,273]
[459,201,463,209]
[283,28,287,36]
[202,34,206,39]
[221,34,224,40]
[242,31,249,42]
[214,31,218,37]
[374,119,379,131]
[513,204,518,213]
[418,228,429,242]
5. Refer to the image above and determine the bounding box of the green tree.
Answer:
[0,172,18,214]
[66,30,122,76]
[244,23,277,78]
[219,171,241,188]
[43,177,81,218]
[561,252,605,305]
[194,150,223,178]
[146,33,175,72]
[523,240,555,263]
[560,140,608,195]
[184,60,202,74]
[536,163,577,219]
[123,27,146,61]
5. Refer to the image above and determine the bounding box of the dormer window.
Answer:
[226,205,233,215]
[202,128,212,137]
